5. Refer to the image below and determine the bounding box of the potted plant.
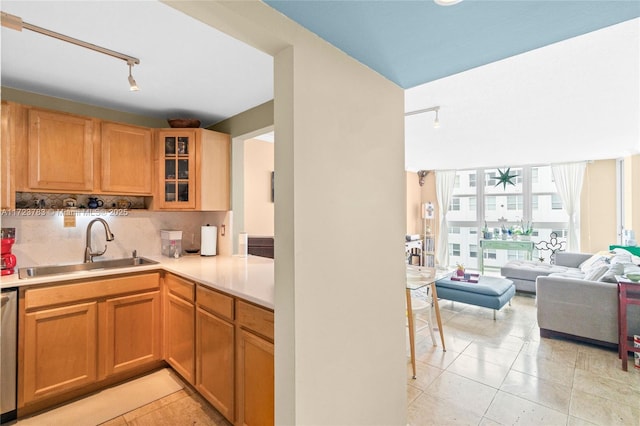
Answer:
[456,263,465,276]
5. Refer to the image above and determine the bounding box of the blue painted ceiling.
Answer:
[264,0,640,89]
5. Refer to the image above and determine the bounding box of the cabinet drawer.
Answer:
[197,285,233,321]
[236,300,274,341]
[25,273,160,310]
[165,273,194,302]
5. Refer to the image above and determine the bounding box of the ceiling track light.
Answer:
[128,61,139,91]
[1,11,140,91]
[434,0,463,6]
[405,106,441,129]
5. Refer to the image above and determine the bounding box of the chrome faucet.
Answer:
[84,218,115,263]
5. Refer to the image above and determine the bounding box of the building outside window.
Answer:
[446,166,569,271]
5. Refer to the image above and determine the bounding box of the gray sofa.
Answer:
[534,251,640,347]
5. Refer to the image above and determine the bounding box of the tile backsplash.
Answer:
[1,210,232,268]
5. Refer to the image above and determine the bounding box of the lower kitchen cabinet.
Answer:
[236,301,274,426]
[20,272,161,409]
[103,291,162,377]
[196,285,235,422]
[23,301,98,403]
[163,273,195,384]
[17,271,274,422]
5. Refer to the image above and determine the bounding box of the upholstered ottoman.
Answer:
[435,275,515,319]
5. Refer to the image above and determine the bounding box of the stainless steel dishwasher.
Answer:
[1,287,17,422]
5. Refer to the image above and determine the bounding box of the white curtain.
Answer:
[435,170,457,268]
[551,162,586,252]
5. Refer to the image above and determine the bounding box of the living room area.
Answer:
[403,160,640,424]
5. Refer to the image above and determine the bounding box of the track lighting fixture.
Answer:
[1,11,141,91]
[405,106,441,129]
[128,61,139,91]
[434,0,463,5]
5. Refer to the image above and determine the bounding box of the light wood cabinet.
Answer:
[20,272,161,408]
[235,301,274,426]
[196,285,235,422]
[156,128,230,211]
[27,108,96,191]
[23,301,98,404]
[1,101,16,209]
[9,103,155,198]
[100,122,153,194]
[18,269,273,422]
[103,290,162,377]
[163,273,195,384]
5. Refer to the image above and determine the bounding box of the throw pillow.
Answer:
[579,255,609,273]
[624,263,640,275]
[610,250,633,265]
[600,263,624,283]
[584,265,609,282]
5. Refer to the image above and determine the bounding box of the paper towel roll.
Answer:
[238,232,248,257]
[201,225,217,256]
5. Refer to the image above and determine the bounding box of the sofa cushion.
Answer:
[501,260,570,282]
[579,254,610,273]
[584,265,609,281]
[548,270,585,279]
[601,263,624,283]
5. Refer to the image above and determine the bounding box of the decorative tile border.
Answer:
[16,192,146,210]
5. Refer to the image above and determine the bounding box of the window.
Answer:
[486,196,496,211]
[454,175,460,189]
[447,165,569,269]
[507,195,523,210]
[485,249,497,260]
[485,172,498,187]
[507,250,526,260]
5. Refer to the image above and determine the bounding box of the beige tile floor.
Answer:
[12,294,640,426]
[408,293,640,426]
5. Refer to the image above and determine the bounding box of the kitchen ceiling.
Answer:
[0,0,274,128]
[2,1,639,169]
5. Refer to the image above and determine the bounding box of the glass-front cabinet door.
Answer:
[158,130,196,209]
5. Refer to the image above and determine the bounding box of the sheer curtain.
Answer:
[435,170,457,268]
[551,162,586,252]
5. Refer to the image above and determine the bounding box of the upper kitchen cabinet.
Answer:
[25,108,96,192]
[8,103,154,198]
[156,129,230,211]
[100,122,153,194]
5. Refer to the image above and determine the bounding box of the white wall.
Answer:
[164,2,408,424]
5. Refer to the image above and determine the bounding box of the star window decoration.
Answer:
[495,168,518,190]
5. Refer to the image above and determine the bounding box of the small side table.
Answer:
[616,276,640,371]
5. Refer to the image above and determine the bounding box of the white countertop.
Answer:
[0,255,275,309]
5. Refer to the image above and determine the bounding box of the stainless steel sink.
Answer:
[18,257,159,279]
